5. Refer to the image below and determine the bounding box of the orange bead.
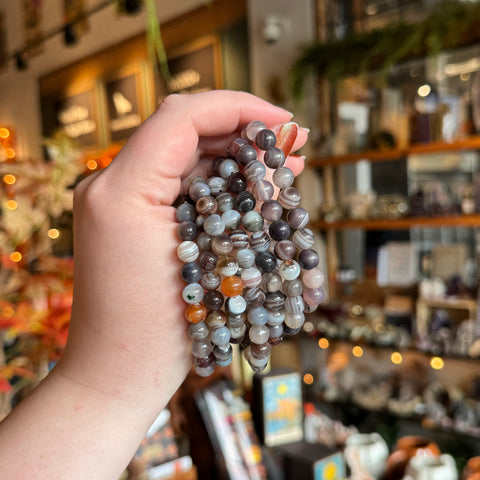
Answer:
[220,276,244,297]
[185,303,208,324]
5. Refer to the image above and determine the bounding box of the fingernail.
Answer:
[301,127,311,133]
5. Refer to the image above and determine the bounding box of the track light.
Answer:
[63,24,78,46]
[15,53,28,71]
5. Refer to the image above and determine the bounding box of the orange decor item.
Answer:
[184,304,208,324]
[220,276,244,297]
[464,457,480,479]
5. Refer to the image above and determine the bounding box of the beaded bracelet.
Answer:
[176,120,325,377]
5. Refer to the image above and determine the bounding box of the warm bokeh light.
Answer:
[303,321,314,333]
[303,373,314,385]
[2,306,14,317]
[391,352,403,364]
[5,200,17,210]
[352,346,363,357]
[318,337,329,349]
[375,323,385,333]
[3,174,16,185]
[430,356,444,370]
[0,128,10,139]
[86,159,98,170]
[48,228,60,239]
[417,84,431,97]
[9,252,22,262]
[5,148,15,159]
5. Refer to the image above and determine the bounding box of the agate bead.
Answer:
[244,286,266,308]
[264,147,286,169]
[252,180,274,202]
[177,241,199,263]
[278,186,301,209]
[198,250,218,271]
[185,303,208,324]
[269,220,291,241]
[203,290,224,311]
[189,181,210,201]
[207,176,227,196]
[244,161,266,182]
[242,120,266,142]
[200,272,221,290]
[255,129,276,150]
[292,228,315,249]
[272,167,294,189]
[177,221,197,241]
[235,191,256,213]
[303,287,325,306]
[196,195,217,215]
[229,229,249,249]
[255,251,277,274]
[249,325,270,344]
[216,255,238,277]
[242,211,264,232]
[264,291,286,311]
[261,200,283,222]
[248,306,269,326]
[221,276,244,297]
[218,158,239,179]
[222,210,242,230]
[182,283,204,304]
[206,311,227,329]
[236,144,257,166]
[249,231,271,253]
[203,214,225,236]
[181,262,202,284]
[227,172,248,193]
[216,192,234,212]
[287,207,309,230]
[210,326,231,346]
[278,260,301,280]
[236,248,256,268]
[298,248,319,270]
[302,268,324,289]
[211,234,233,256]
[241,267,263,288]
[226,295,247,315]
[176,202,196,223]
[188,321,209,340]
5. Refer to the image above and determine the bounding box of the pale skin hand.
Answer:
[0,91,308,479]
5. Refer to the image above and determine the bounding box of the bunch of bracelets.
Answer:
[176,120,325,377]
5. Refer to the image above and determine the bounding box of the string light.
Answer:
[391,352,403,364]
[48,229,60,239]
[352,346,363,357]
[86,159,98,170]
[5,200,17,210]
[3,174,16,185]
[430,356,444,370]
[2,307,14,317]
[303,373,314,385]
[9,252,22,263]
[0,128,9,139]
[318,337,329,349]
[5,148,15,159]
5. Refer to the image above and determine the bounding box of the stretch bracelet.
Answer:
[176,120,325,377]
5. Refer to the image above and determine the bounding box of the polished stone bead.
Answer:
[287,207,309,230]
[253,180,274,202]
[304,303,319,314]
[261,200,283,222]
[196,232,212,251]
[244,160,266,182]
[250,341,272,359]
[240,334,252,350]
[264,291,286,311]
[221,276,244,297]
[210,326,231,346]
[292,228,315,249]
[242,120,267,142]
[278,186,301,209]
[177,221,197,241]
[195,352,215,367]
[218,158,239,179]
[241,266,263,288]
[200,271,222,290]
[255,251,277,274]
[255,129,276,150]
[188,321,209,340]
[182,283,204,304]
[236,248,256,268]
[228,137,249,158]
[242,210,264,232]
[227,172,248,193]
[303,287,325,306]
[207,176,228,196]
[203,290,224,311]
[206,311,227,329]
[268,323,284,340]
[236,144,257,166]
[235,191,256,212]
[284,295,305,315]
[267,309,285,326]
[229,324,247,342]
[226,295,247,314]
[269,220,291,241]
[184,303,208,323]
[177,241,199,263]
[298,248,319,270]
[249,231,271,253]
[214,344,233,364]
[217,255,238,276]
[249,324,270,344]
[181,262,202,284]
[203,214,225,236]
[189,181,210,201]
[216,192,234,212]
[207,156,224,178]
[198,250,218,271]
[285,312,305,330]
[227,312,246,328]
[187,175,207,189]
[269,336,282,346]
[211,234,233,256]
[263,272,283,293]
[229,229,249,249]
[195,362,216,377]
[274,240,296,261]
[175,202,197,223]
[285,279,304,297]
[302,268,324,289]
[244,286,266,308]
[248,355,269,372]
[196,195,217,215]
[272,167,294,189]
[195,215,206,228]
[264,147,286,169]
[248,306,269,326]
[222,209,242,230]
[278,260,301,280]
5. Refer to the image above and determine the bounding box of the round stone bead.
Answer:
[273,167,295,189]
[303,287,325,306]
[196,232,212,251]
[298,248,320,270]
[228,137,249,158]
[195,362,216,377]
[207,157,224,178]
[195,352,215,368]
[210,326,231,346]
[241,267,263,288]
[264,291,286,311]
[249,231,271,253]
[227,313,246,328]
[253,180,274,202]
[177,221,197,241]
[177,241,199,263]
[255,129,277,150]
[227,172,248,193]
[278,186,301,209]
[235,191,256,213]
[221,276,244,297]
[182,283,204,304]
[222,210,242,230]
[244,286,266,308]
[293,228,315,249]
[211,234,233,256]
[263,272,283,293]
[214,345,233,366]
[249,324,270,344]
[230,229,249,249]
[287,207,309,230]
[261,200,283,222]
[217,255,238,277]
[278,260,301,280]
[248,306,269,326]
[285,312,305,330]
[196,195,217,215]
[240,334,251,350]
[189,181,210,201]
[184,303,208,324]
[198,250,218,271]
[242,211,264,232]
[268,309,285,325]
[216,192,234,212]
[236,144,257,166]
[203,290,224,311]
[264,147,286,169]
[269,220,291,241]
[304,303,318,313]
[242,120,266,142]
[203,214,225,236]
[250,341,271,359]
[269,323,284,340]
[285,279,304,297]
[274,240,296,261]
[236,248,256,268]
[229,324,247,342]
[200,272,221,290]
[302,268,324,289]
[187,175,207,189]
[181,262,202,284]
[206,311,227,329]
[226,295,247,315]
[176,202,196,223]
[195,215,206,228]
[218,158,239,179]
[255,251,277,274]
[247,354,269,372]
[188,321,209,340]
[284,295,305,315]
[244,161,266,182]
[207,176,228,196]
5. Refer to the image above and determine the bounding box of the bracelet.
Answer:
[176,120,324,377]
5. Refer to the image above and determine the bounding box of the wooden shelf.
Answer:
[309,136,480,167]
[312,215,480,230]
